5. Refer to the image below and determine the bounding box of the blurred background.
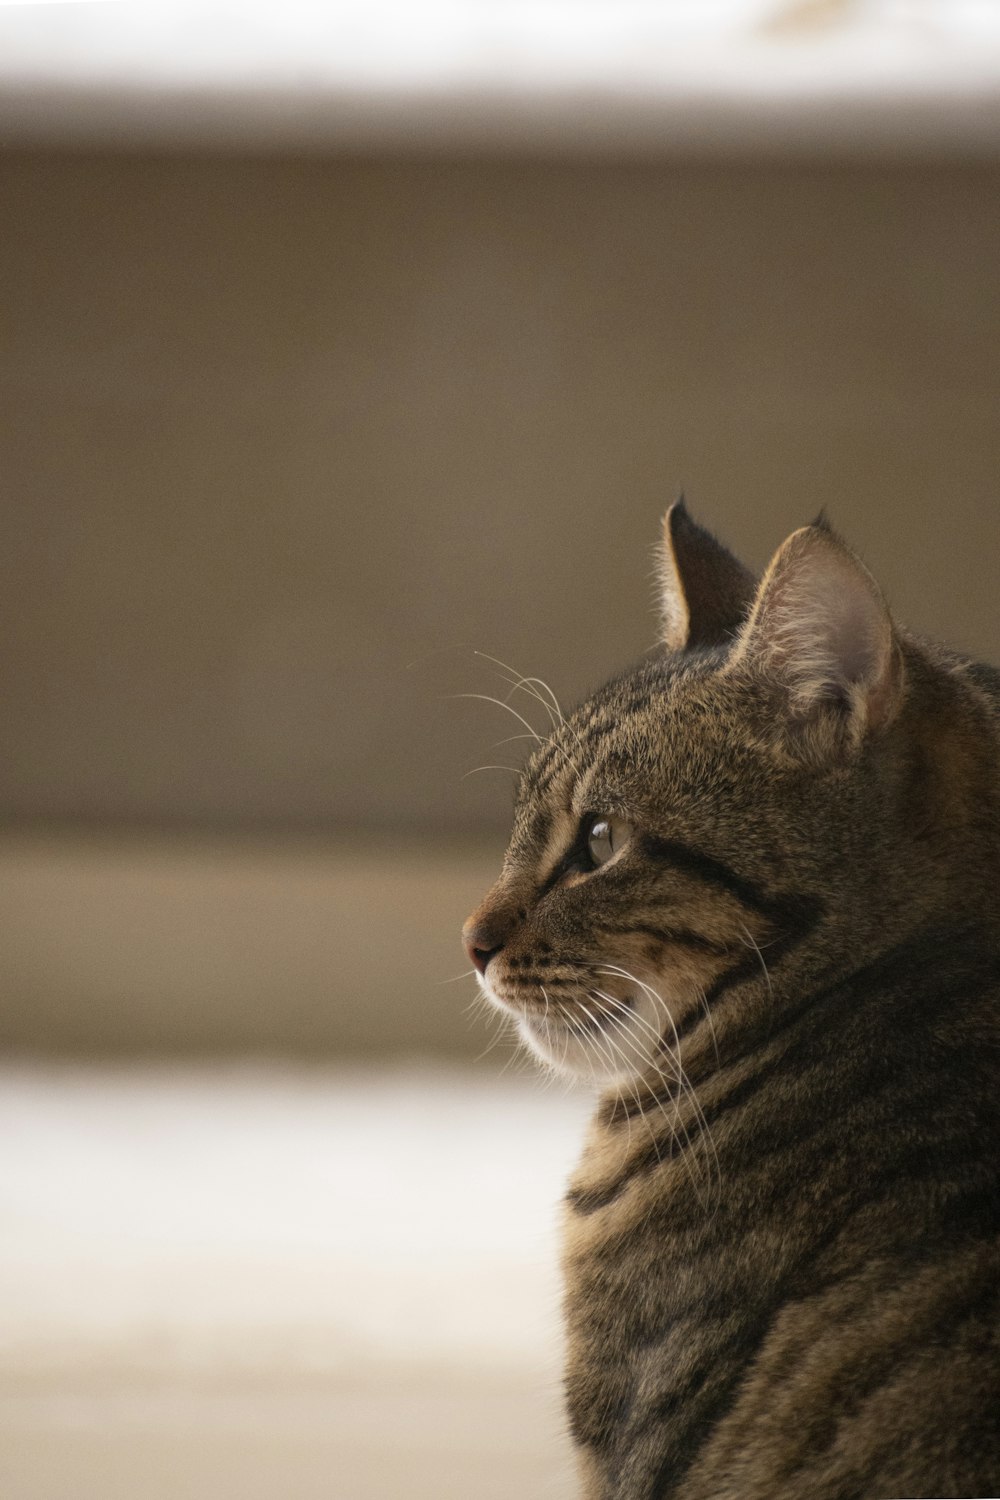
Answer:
[1,2,999,1496]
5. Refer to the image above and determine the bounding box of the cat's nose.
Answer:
[462,920,506,975]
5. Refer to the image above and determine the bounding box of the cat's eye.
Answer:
[586,815,632,869]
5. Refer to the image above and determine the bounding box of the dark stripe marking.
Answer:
[578,934,998,1210]
[640,836,789,922]
[610,922,732,957]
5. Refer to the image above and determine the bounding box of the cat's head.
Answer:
[462,505,972,1085]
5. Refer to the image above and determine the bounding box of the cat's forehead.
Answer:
[510,652,735,853]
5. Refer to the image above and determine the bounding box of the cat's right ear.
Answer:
[658,500,757,652]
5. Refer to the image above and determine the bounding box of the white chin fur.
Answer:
[478,972,676,1084]
[515,994,666,1083]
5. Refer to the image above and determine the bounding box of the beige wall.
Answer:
[2,148,999,1052]
[0,832,498,1057]
[4,151,1000,837]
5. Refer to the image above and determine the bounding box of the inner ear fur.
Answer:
[727,521,905,755]
[658,500,757,651]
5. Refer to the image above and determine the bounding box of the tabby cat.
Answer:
[463,504,1000,1500]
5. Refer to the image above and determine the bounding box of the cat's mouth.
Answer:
[514,988,657,1082]
[479,972,661,1080]
[483,978,634,1031]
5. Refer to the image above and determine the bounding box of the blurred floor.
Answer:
[0,1063,589,1499]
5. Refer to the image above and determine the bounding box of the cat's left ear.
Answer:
[658,500,757,651]
[727,520,905,757]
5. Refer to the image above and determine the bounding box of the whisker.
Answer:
[585,993,671,1162]
[590,989,690,1173]
[698,979,721,1068]
[596,965,721,1208]
[590,988,721,1216]
[492,732,553,747]
[574,997,623,1084]
[455,687,582,781]
[739,924,774,1002]
[473,651,566,728]
[501,675,560,735]
[590,985,682,1066]
[449,692,546,744]
[487,733,586,782]
[576,998,667,1142]
[480,654,591,766]
[466,994,517,1065]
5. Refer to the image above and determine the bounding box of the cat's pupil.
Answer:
[587,817,620,867]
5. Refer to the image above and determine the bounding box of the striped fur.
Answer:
[463,506,1000,1499]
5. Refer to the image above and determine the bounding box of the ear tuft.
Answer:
[728,524,903,758]
[658,501,756,652]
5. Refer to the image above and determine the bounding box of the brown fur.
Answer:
[463,505,1000,1499]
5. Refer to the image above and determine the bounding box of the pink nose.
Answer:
[462,921,506,975]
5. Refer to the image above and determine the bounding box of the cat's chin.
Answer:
[516,1004,659,1085]
[477,972,682,1084]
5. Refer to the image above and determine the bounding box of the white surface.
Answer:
[2,1,1000,153]
[0,1062,591,1376]
[0,1063,591,1497]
